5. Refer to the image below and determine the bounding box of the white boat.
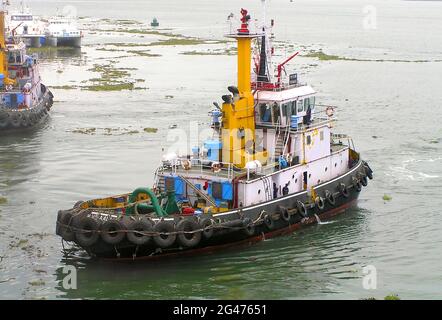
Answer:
[44,16,81,47]
[4,1,46,47]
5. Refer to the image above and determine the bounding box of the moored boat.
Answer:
[0,11,53,132]
[44,16,82,48]
[56,3,373,260]
[4,1,46,48]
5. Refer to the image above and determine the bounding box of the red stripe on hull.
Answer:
[102,198,358,262]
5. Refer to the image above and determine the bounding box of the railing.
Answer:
[163,158,237,180]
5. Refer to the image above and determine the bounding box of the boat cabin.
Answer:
[255,85,316,128]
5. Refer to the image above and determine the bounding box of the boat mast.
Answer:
[257,0,274,86]
[221,8,268,168]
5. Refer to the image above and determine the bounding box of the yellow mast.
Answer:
[221,8,267,168]
[0,11,15,85]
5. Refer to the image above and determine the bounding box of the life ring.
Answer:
[101,219,127,245]
[326,106,334,117]
[181,159,192,170]
[278,205,290,222]
[127,219,153,246]
[242,217,255,237]
[199,218,214,239]
[338,183,349,198]
[296,201,307,218]
[75,216,100,247]
[263,213,275,230]
[315,196,325,210]
[5,85,13,91]
[325,190,336,206]
[211,162,222,173]
[153,220,176,248]
[176,219,201,248]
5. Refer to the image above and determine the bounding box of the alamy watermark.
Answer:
[62,265,77,290]
[362,5,377,30]
[362,265,377,290]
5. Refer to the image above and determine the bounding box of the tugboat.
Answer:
[56,3,373,260]
[0,11,54,132]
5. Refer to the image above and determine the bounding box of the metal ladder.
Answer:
[177,174,217,208]
[261,176,273,201]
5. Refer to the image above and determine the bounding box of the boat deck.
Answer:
[158,143,349,183]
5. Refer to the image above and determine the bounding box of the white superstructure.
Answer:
[44,16,81,47]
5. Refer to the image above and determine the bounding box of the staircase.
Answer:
[273,121,292,162]
[274,133,285,161]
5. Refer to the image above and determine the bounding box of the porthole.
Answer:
[295,178,298,183]
[334,163,337,167]
[258,189,261,194]
[308,173,311,178]
[325,167,328,172]
[292,174,295,179]
[317,179,321,184]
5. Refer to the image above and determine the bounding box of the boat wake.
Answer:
[314,214,336,225]
[387,157,441,181]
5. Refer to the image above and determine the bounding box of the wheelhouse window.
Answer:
[282,102,290,117]
[291,101,297,115]
[304,98,309,111]
[259,103,272,123]
[297,100,303,113]
[271,102,280,124]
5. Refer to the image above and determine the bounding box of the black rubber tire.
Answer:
[73,201,83,209]
[20,113,31,127]
[59,211,75,241]
[315,197,325,210]
[153,220,176,248]
[339,183,349,198]
[10,113,21,128]
[325,191,336,206]
[263,214,275,230]
[127,219,153,246]
[29,112,39,125]
[75,217,100,247]
[101,219,127,245]
[365,165,373,180]
[279,206,290,222]
[199,218,214,239]
[361,176,368,187]
[176,219,201,248]
[296,201,307,218]
[0,113,9,129]
[56,210,66,236]
[242,217,255,237]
